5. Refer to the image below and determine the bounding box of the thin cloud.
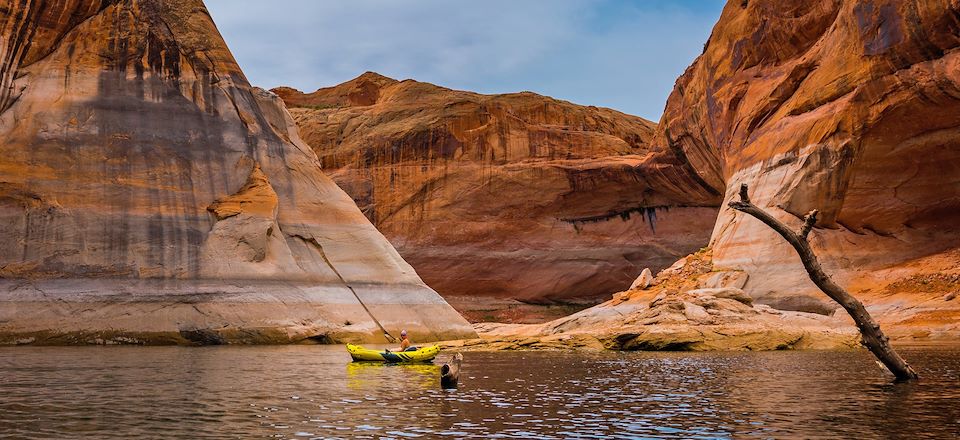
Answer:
[205,0,723,121]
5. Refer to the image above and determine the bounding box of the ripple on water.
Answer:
[0,347,959,438]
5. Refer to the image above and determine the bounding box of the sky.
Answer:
[205,0,725,121]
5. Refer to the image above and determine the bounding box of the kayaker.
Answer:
[399,330,412,351]
[384,330,415,353]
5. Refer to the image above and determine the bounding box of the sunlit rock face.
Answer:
[0,0,475,344]
[655,0,960,315]
[275,74,721,304]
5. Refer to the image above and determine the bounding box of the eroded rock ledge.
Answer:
[442,250,860,351]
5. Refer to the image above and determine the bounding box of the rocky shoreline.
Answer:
[440,248,960,353]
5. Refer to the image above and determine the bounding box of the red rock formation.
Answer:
[653,0,960,325]
[0,0,475,344]
[275,73,721,306]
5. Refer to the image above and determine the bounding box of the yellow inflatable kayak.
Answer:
[347,344,441,363]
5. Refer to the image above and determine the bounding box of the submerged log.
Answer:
[440,353,463,389]
[729,184,918,381]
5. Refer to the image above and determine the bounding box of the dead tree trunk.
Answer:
[440,353,463,389]
[729,184,918,381]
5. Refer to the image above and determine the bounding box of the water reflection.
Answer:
[0,346,958,438]
[346,362,441,390]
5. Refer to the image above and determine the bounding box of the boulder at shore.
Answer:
[443,249,862,352]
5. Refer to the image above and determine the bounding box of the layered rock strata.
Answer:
[651,0,960,322]
[450,0,960,345]
[0,0,475,344]
[275,73,721,305]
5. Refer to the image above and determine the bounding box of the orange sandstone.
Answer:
[0,0,475,345]
[275,73,721,305]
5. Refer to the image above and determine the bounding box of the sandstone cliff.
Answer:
[275,73,721,306]
[652,0,960,327]
[469,0,960,345]
[0,0,475,344]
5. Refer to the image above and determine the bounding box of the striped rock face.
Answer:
[0,0,475,344]
[276,73,721,306]
[653,0,960,325]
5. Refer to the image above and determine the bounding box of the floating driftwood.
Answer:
[440,353,463,389]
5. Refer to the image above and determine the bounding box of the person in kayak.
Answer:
[398,330,413,351]
[384,330,417,353]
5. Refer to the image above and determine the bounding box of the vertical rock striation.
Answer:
[655,0,960,319]
[0,0,475,344]
[275,74,721,306]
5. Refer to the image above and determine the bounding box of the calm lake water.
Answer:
[1,346,958,439]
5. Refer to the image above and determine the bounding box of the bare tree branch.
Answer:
[729,184,918,381]
[800,210,819,239]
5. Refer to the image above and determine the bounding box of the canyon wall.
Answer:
[459,0,959,343]
[276,74,721,306]
[654,0,960,320]
[0,0,475,344]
